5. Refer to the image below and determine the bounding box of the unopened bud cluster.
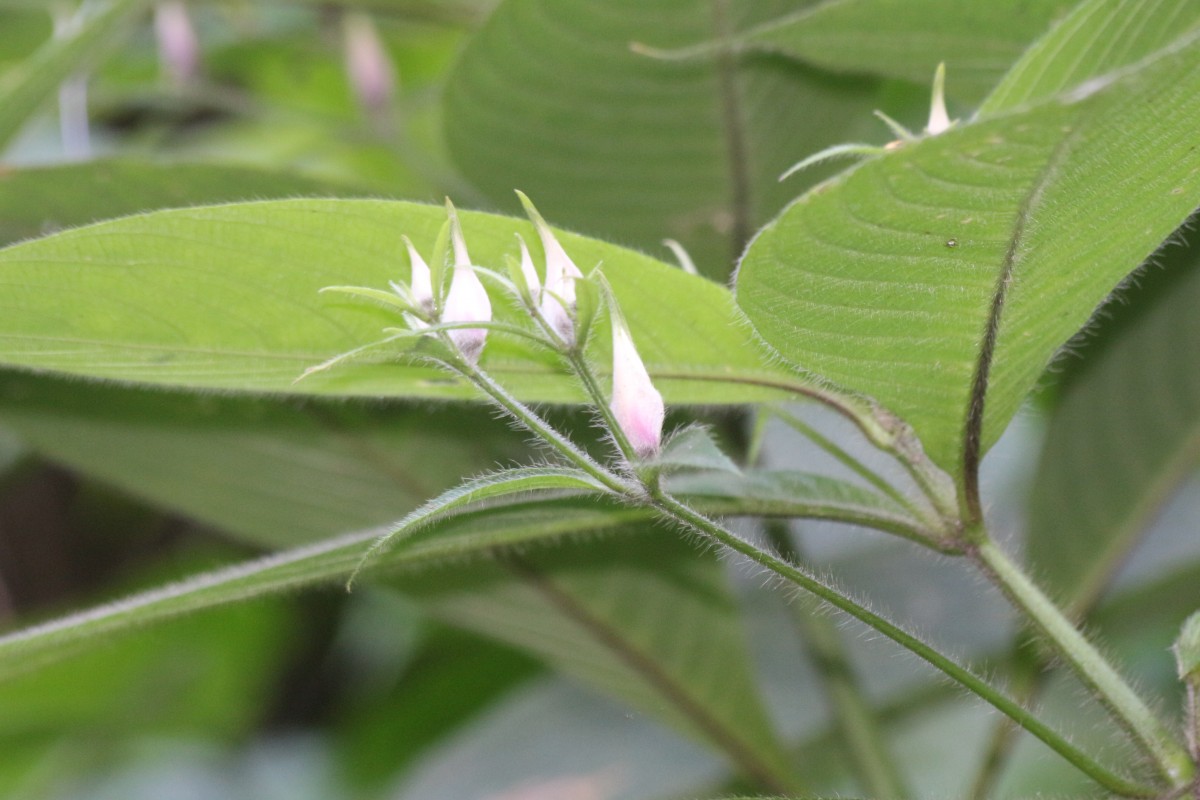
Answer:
[378,197,664,459]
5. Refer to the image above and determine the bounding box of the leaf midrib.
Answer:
[961,133,1074,516]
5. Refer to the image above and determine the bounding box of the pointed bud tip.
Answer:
[926,62,952,135]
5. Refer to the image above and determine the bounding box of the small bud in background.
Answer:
[609,308,664,460]
[343,11,396,116]
[51,2,90,160]
[925,62,952,136]
[517,191,581,344]
[398,235,434,312]
[442,206,492,363]
[154,1,201,86]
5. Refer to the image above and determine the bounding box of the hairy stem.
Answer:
[971,535,1194,787]
[646,490,1157,798]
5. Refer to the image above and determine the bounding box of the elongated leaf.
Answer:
[742,0,1072,104]
[0,458,915,686]
[654,425,741,474]
[0,499,632,680]
[0,0,154,153]
[671,468,925,542]
[443,0,883,275]
[0,372,527,548]
[0,199,801,405]
[982,0,1200,113]
[736,37,1200,483]
[1026,239,1200,615]
[0,159,371,247]
[407,534,800,791]
[359,466,616,567]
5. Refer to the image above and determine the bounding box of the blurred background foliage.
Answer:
[0,2,1197,798]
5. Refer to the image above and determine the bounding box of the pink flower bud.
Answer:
[442,212,492,363]
[610,313,664,459]
[154,2,201,85]
[343,12,396,114]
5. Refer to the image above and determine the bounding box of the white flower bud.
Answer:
[610,312,664,459]
[442,212,492,363]
[399,235,434,311]
[518,192,581,345]
[515,234,541,298]
[926,62,951,136]
[154,2,200,85]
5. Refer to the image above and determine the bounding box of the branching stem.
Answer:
[969,533,1195,787]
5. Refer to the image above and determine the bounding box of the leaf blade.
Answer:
[736,39,1200,481]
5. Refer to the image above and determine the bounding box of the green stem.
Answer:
[767,523,911,800]
[647,490,1159,798]
[965,637,1043,800]
[567,350,639,464]
[972,535,1194,787]
[450,352,631,496]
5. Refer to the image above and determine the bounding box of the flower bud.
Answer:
[610,311,664,459]
[515,234,541,299]
[399,235,434,311]
[518,192,581,345]
[154,1,201,85]
[442,210,492,363]
[925,62,951,136]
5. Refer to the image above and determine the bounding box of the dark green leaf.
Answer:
[743,0,1073,104]
[443,0,881,275]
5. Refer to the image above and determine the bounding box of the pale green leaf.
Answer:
[0,0,154,153]
[982,0,1200,113]
[407,534,800,791]
[1026,240,1200,616]
[443,0,883,275]
[742,0,1073,104]
[736,37,1200,483]
[654,425,741,474]
[0,199,802,405]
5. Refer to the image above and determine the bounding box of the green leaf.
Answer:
[0,0,154,153]
[1026,241,1200,616]
[654,425,742,474]
[981,0,1200,114]
[1175,611,1200,681]
[443,0,883,275]
[0,571,293,738]
[0,159,371,247]
[736,37,1200,485]
[669,467,926,543]
[355,465,617,575]
[0,372,528,548]
[741,0,1073,105]
[406,534,800,791]
[0,199,801,405]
